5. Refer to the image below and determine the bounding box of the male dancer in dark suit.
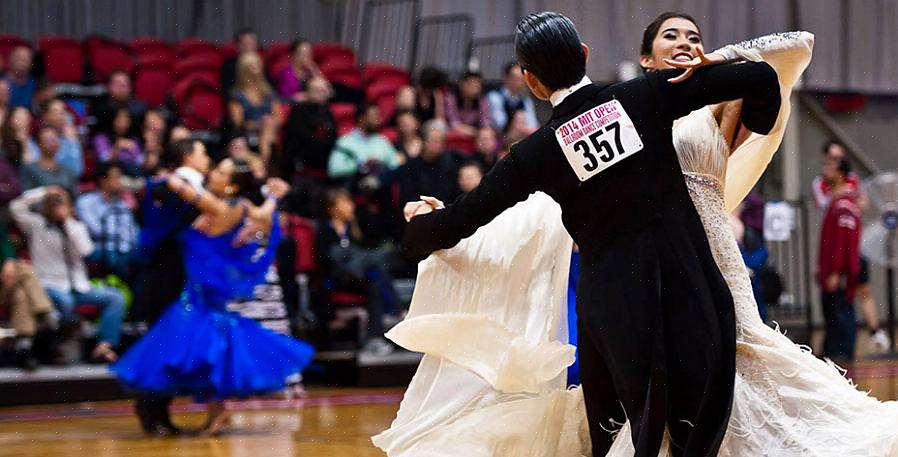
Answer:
[130,139,209,435]
[402,12,781,457]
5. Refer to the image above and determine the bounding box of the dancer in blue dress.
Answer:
[112,158,314,435]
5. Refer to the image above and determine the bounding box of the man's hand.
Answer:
[825,273,841,292]
[664,47,728,83]
[403,196,444,222]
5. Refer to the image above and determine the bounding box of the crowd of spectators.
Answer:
[0,28,540,368]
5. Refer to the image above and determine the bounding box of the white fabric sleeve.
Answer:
[718,32,815,212]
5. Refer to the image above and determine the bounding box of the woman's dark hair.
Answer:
[514,12,586,91]
[228,158,262,203]
[640,12,702,57]
[0,109,25,167]
[835,157,852,178]
[290,38,310,55]
[95,160,123,181]
[101,107,134,140]
[417,66,448,90]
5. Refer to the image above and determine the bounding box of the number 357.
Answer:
[573,121,624,172]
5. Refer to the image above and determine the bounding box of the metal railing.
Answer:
[359,0,420,68]
[412,14,473,80]
[470,34,515,83]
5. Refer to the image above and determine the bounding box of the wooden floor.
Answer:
[0,388,401,457]
[4,329,898,457]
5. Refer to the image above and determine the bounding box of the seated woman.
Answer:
[444,71,492,137]
[228,52,282,168]
[0,107,38,169]
[277,39,321,103]
[315,188,401,356]
[92,108,143,175]
[111,159,314,436]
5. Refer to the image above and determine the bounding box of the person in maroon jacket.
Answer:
[817,157,862,362]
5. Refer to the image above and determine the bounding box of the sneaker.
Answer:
[361,337,395,357]
[871,329,891,352]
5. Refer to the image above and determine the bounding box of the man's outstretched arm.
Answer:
[401,148,538,257]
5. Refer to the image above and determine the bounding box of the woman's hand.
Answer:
[264,178,290,199]
[663,47,728,83]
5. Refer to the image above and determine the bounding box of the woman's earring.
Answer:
[225,185,235,195]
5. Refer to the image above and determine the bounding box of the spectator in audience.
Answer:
[503,108,538,147]
[92,71,147,134]
[457,161,484,194]
[228,51,281,166]
[278,39,321,103]
[389,86,417,126]
[0,106,38,168]
[0,78,10,129]
[19,126,78,197]
[393,109,422,161]
[472,126,500,171]
[10,185,126,363]
[813,140,888,350]
[168,124,192,144]
[444,71,491,137]
[316,188,399,356]
[0,151,21,204]
[36,98,83,177]
[93,108,143,175]
[487,62,539,131]
[283,76,336,176]
[328,102,400,181]
[76,161,139,278]
[4,46,36,110]
[226,136,266,180]
[221,28,260,95]
[140,109,167,174]
[397,119,459,205]
[0,221,55,370]
[817,158,862,363]
[413,67,447,123]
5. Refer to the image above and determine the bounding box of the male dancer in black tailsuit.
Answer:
[129,139,209,435]
[402,12,780,457]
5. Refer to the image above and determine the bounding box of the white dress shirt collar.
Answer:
[549,75,593,107]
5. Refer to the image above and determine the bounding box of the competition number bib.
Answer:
[554,99,643,181]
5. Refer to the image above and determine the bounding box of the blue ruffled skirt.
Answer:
[111,287,314,400]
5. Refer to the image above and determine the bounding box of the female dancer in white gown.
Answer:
[373,20,898,457]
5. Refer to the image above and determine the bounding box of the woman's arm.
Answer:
[228,99,245,130]
[166,174,230,216]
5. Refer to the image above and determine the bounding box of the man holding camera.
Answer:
[10,185,126,362]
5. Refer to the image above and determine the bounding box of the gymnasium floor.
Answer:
[3,330,898,457]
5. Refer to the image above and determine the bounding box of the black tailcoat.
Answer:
[402,62,781,457]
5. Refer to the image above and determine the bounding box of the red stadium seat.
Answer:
[0,35,30,71]
[312,42,355,65]
[38,36,84,84]
[173,75,224,130]
[365,79,404,103]
[267,54,291,80]
[330,102,357,136]
[265,41,291,63]
[220,42,239,59]
[285,215,318,273]
[377,96,397,123]
[131,37,175,67]
[380,127,399,143]
[173,54,222,79]
[445,130,476,155]
[176,38,221,59]
[322,67,362,90]
[85,37,134,83]
[362,62,410,86]
[134,63,173,108]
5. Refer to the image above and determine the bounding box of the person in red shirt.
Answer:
[813,140,889,350]
[817,157,862,361]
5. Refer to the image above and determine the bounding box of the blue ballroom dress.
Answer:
[112,218,314,400]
